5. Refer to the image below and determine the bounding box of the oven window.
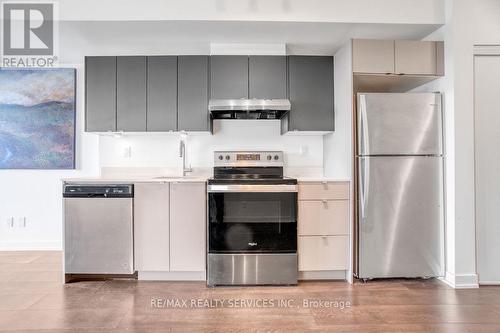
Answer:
[208,192,297,253]
[209,192,296,223]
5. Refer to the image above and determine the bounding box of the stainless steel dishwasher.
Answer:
[63,184,134,277]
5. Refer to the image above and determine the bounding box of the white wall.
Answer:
[473,0,500,44]
[412,0,500,288]
[59,0,444,24]
[0,65,100,250]
[0,1,446,251]
[99,121,324,173]
[324,42,352,180]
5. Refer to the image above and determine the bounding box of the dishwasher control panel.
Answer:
[63,184,134,198]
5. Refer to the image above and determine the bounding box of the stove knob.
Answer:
[274,155,280,160]
[218,155,223,160]
[225,155,230,160]
[267,155,272,160]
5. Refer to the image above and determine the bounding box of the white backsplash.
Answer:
[99,120,324,174]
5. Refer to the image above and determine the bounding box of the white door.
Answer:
[474,55,500,284]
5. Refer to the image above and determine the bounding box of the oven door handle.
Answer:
[207,184,298,193]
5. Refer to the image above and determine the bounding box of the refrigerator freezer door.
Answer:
[357,156,444,278]
[358,93,442,156]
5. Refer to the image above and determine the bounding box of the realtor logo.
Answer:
[1,2,58,67]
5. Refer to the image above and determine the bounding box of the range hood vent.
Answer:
[209,99,291,120]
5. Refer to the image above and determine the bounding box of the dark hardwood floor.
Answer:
[1,251,499,332]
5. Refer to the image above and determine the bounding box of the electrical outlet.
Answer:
[124,146,132,158]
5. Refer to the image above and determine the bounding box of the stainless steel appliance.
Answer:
[207,151,298,286]
[63,184,134,278]
[355,93,445,279]
[209,99,291,120]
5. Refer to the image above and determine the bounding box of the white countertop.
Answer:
[62,175,210,183]
[62,167,351,183]
[63,175,351,183]
[295,177,351,182]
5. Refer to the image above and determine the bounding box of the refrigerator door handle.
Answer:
[358,94,370,156]
[359,157,370,224]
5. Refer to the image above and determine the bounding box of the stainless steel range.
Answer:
[207,151,298,286]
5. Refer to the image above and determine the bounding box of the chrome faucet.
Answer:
[179,132,192,177]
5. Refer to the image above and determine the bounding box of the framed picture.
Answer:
[0,68,76,169]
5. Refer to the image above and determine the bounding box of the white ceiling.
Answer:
[60,20,442,63]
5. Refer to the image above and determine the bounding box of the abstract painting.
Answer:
[0,68,76,169]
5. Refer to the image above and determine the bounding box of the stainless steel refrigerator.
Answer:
[355,93,445,279]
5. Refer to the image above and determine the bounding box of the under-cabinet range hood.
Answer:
[209,99,291,120]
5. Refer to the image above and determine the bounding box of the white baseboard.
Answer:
[479,281,500,285]
[138,271,206,281]
[439,271,479,289]
[299,270,347,280]
[0,241,61,251]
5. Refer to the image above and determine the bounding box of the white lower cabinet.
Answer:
[298,200,349,236]
[134,183,170,271]
[134,182,206,279]
[169,182,206,271]
[297,181,350,278]
[298,236,349,271]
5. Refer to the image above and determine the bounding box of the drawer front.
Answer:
[298,200,349,236]
[298,182,349,200]
[298,235,349,271]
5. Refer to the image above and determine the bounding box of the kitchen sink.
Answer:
[152,176,198,180]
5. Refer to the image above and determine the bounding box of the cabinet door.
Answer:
[210,55,248,99]
[85,56,116,132]
[298,182,350,200]
[352,39,395,74]
[395,41,437,75]
[116,56,147,131]
[169,182,206,271]
[298,235,349,271]
[134,183,170,271]
[288,56,334,131]
[147,56,177,131]
[178,56,209,131]
[249,56,287,99]
[298,200,349,236]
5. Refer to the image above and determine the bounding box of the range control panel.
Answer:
[214,151,284,167]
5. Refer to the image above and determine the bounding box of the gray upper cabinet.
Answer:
[85,56,117,132]
[147,56,177,131]
[249,56,287,99]
[287,56,334,132]
[116,56,147,131]
[178,56,209,131]
[210,56,248,99]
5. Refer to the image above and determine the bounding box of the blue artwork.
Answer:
[0,68,76,169]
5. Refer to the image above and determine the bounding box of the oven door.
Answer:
[208,184,297,253]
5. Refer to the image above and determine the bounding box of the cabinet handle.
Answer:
[322,199,328,207]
